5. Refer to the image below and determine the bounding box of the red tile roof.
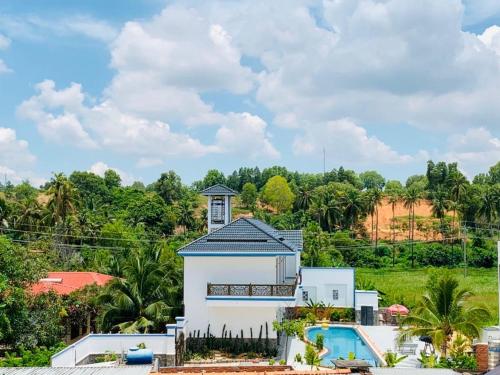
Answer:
[30,272,113,295]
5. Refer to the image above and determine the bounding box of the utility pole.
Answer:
[463,226,467,278]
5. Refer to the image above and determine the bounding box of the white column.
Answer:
[225,195,230,225]
[207,196,212,233]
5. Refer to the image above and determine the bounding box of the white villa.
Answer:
[179,184,379,341]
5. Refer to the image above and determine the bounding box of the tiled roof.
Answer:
[178,218,302,254]
[30,272,113,295]
[200,184,238,196]
[277,230,303,251]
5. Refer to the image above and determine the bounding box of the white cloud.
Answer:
[293,118,414,165]
[0,59,11,74]
[444,127,500,176]
[89,161,134,186]
[0,14,117,43]
[0,127,42,185]
[136,157,164,168]
[0,33,10,49]
[479,25,500,55]
[213,112,280,159]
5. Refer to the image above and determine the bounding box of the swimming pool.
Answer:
[306,326,378,367]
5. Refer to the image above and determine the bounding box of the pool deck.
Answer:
[287,325,424,370]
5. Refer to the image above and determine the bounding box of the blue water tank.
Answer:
[126,347,154,364]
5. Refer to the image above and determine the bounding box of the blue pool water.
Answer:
[306,326,378,367]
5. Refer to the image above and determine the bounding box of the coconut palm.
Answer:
[310,189,341,231]
[403,187,421,268]
[296,185,313,211]
[478,185,500,223]
[448,172,467,231]
[342,189,365,231]
[366,189,383,248]
[177,199,195,233]
[430,189,449,241]
[12,198,45,236]
[99,248,177,333]
[399,274,490,356]
[46,173,78,225]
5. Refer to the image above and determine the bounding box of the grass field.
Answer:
[357,267,499,325]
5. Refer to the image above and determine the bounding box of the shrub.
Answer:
[279,359,286,365]
[315,334,324,350]
[294,353,303,363]
[269,359,275,365]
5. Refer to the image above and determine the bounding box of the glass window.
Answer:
[302,290,309,301]
[211,197,225,224]
[332,289,339,300]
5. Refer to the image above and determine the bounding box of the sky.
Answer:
[1,0,500,186]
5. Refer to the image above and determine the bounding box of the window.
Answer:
[302,290,309,302]
[211,197,225,224]
[332,289,339,300]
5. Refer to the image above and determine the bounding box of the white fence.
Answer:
[51,333,176,367]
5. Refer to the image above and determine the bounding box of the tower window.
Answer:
[211,197,225,224]
[332,289,339,300]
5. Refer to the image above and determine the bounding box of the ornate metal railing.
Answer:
[207,278,297,297]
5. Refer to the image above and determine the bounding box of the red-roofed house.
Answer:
[31,272,113,296]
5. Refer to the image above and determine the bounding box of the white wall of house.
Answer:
[355,290,379,311]
[297,268,355,307]
[184,256,294,338]
[51,334,175,367]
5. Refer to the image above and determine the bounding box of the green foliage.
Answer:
[241,182,258,209]
[104,170,121,190]
[384,352,407,367]
[0,343,66,367]
[315,334,324,351]
[294,353,302,363]
[261,176,294,213]
[304,344,321,370]
[360,170,385,190]
[268,359,275,365]
[153,171,183,204]
[279,359,286,365]
[399,273,490,355]
[94,351,118,363]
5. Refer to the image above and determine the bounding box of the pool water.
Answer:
[306,326,378,367]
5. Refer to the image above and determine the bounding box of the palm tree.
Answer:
[399,274,490,356]
[13,198,45,236]
[387,191,400,244]
[448,172,467,232]
[46,173,78,225]
[478,185,499,223]
[342,189,364,232]
[177,199,195,233]
[310,189,341,232]
[366,189,383,248]
[296,185,313,211]
[99,248,176,333]
[430,189,449,242]
[403,187,421,268]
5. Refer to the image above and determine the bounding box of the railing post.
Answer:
[207,283,210,296]
[271,285,274,296]
[227,285,231,296]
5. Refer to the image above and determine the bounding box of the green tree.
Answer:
[154,171,183,204]
[198,169,226,190]
[104,170,121,189]
[360,170,385,190]
[304,344,321,370]
[430,188,449,239]
[46,173,78,225]
[478,184,500,223]
[403,186,422,267]
[99,248,176,333]
[261,176,295,213]
[342,188,365,231]
[366,189,383,248]
[176,199,195,233]
[241,182,258,209]
[69,171,109,209]
[295,185,313,211]
[399,274,490,356]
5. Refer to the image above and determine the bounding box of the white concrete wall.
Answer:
[355,290,379,311]
[184,256,285,338]
[298,268,355,308]
[51,334,175,367]
[194,306,279,339]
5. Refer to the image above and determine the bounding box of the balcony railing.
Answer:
[207,279,297,297]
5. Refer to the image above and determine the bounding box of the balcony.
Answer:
[207,279,297,298]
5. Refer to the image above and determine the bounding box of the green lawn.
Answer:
[357,267,499,325]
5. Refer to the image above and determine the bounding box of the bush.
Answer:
[415,243,462,267]
[469,246,496,268]
[315,334,324,350]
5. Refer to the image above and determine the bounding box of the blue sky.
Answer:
[1,0,500,186]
